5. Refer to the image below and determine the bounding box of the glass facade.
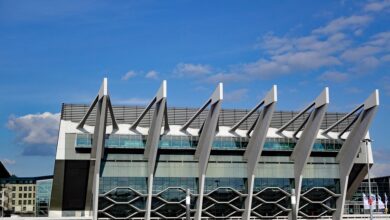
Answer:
[346,177,390,214]
[205,178,246,193]
[76,134,146,149]
[254,178,293,192]
[99,177,148,194]
[75,133,342,152]
[153,177,198,194]
[98,177,148,218]
[35,179,52,217]
[301,178,340,194]
[97,174,341,218]
[300,178,340,217]
[78,132,342,218]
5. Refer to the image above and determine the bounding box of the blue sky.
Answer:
[0,0,389,177]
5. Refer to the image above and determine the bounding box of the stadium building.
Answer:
[49,78,379,220]
[346,175,390,214]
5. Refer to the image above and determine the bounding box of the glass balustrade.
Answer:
[75,133,342,152]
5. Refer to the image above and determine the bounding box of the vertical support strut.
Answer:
[332,90,379,220]
[187,83,223,220]
[283,88,329,220]
[134,81,168,220]
[242,85,277,220]
[81,78,117,219]
[144,98,167,220]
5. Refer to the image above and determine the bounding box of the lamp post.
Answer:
[362,138,373,220]
[186,189,190,220]
[291,188,296,220]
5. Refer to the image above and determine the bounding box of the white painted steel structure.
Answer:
[49,78,380,220]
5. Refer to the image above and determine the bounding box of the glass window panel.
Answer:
[76,134,92,147]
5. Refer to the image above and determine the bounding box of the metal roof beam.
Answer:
[322,104,364,135]
[77,78,118,130]
[242,85,277,220]
[194,83,223,220]
[289,87,329,220]
[82,78,114,220]
[333,90,379,220]
[130,80,168,131]
[142,81,168,220]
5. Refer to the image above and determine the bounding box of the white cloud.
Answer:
[341,45,381,62]
[312,15,372,35]
[114,98,150,105]
[174,62,248,83]
[173,5,389,82]
[121,70,137,80]
[345,87,363,94]
[381,54,390,62]
[380,76,390,96]
[318,71,349,82]
[371,147,390,178]
[351,56,380,73]
[243,51,340,78]
[1,158,16,165]
[224,89,248,102]
[246,16,389,79]
[261,32,350,55]
[338,31,390,72]
[354,29,364,36]
[7,112,60,145]
[174,63,212,76]
[245,32,352,78]
[145,70,158,80]
[364,0,390,12]
[371,163,390,178]
[205,72,244,83]
[367,31,390,48]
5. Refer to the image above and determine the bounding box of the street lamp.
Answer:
[291,188,296,220]
[362,138,373,220]
[186,189,190,220]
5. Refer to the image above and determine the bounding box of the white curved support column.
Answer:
[331,90,379,220]
[241,85,277,220]
[132,81,169,220]
[81,78,118,220]
[279,88,329,220]
[182,83,223,220]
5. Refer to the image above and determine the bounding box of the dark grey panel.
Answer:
[61,104,353,132]
[62,160,90,211]
[50,160,65,211]
[346,163,367,200]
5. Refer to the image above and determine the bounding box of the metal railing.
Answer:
[9,215,390,220]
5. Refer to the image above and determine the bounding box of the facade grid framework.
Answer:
[49,78,380,220]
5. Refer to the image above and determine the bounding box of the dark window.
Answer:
[62,160,90,210]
